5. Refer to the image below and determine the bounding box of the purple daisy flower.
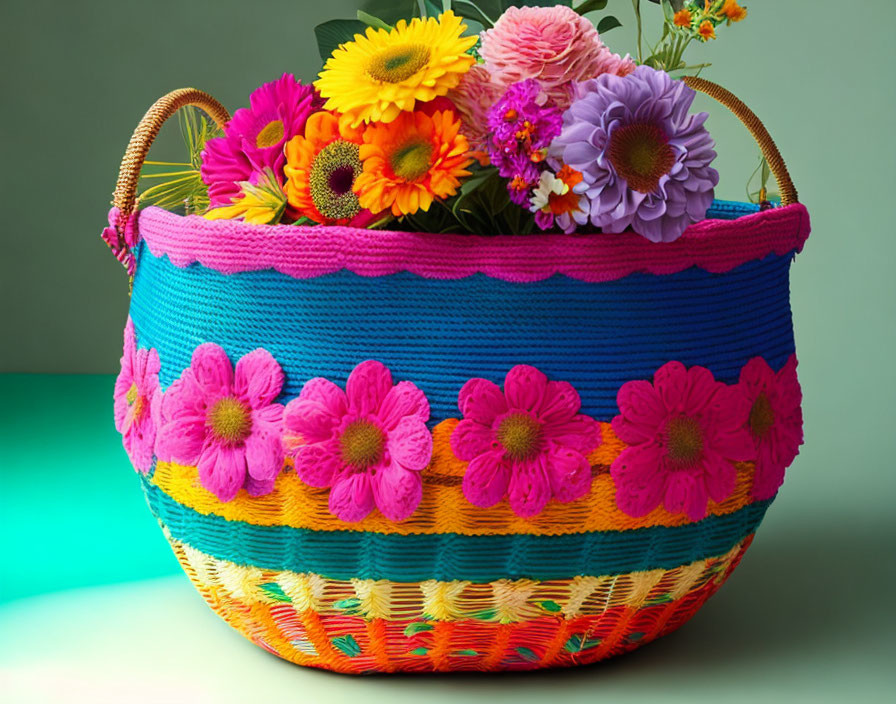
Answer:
[200,73,322,206]
[550,65,719,242]
[486,79,563,206]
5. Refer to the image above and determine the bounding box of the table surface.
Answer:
[1,374,894,703]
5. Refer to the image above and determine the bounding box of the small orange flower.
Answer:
[283,112,365,225]
[697,20,716,41]
[355,110,473,217]
[673,9,693,27]
[721,0,747,22]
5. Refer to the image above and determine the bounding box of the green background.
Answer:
[1,0,894,700]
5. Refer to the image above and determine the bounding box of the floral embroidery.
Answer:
[113,317,160,473]
[611,361,753,521]
[155,343,285,502]
[738,355,803,500]
[452,365,600,518]
[100,207,138,276]
[283,360,432,523]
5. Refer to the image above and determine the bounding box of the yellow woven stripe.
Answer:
[152,419,758,536]
[168,535,745,623]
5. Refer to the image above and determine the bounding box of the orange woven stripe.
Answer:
[153,420,758,536]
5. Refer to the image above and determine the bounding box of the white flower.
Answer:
[529,170,568,213]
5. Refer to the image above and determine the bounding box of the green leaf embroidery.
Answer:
[403,622,435,636]
[538,600,562,613]
[331,634,362,657]
[454,649,478,656]
[333,598,362,610]
[516,646,539,662]
[410,647,429,656]
[258,582,291,603]
[563,634,602,652]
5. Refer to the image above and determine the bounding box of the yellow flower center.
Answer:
[367,43,431,83]
[340,420,385,468]
[608,122,676,194]
[125,382,145,420]
[666,416,704,466]
[749,392,775,439]
[256,120,285,149]
[498,413,543,460]
[389,139,433,182]
[208,397,252,444]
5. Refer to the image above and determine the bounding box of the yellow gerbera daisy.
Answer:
[354,109,473,217]
[315,11,477,127]
[204,169,286,225]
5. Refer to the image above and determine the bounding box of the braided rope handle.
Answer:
[110,88,230,247]
[682,76,798,206]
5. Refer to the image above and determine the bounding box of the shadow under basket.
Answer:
[105,81,810,674]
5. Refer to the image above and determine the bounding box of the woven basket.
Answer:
[105,79,809,674]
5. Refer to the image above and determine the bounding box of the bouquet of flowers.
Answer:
[142,0,749,243]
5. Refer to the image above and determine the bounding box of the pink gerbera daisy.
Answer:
[738,355,803,500]
[155,344,285,502]
[452,365,601,518]
[113,317,160,473]
[200,74,321,206]
[611,362,754,521]
[283,361,432,523]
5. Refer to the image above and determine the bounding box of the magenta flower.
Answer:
[113,318,160,473]
[452,365,601,518]
[738,355,803,500]
[100,208,138,276]
[155,344,285,502]
[201,74,321,206]
[283,361,432,523]
[551,65,719,242]
[611,362,754,521]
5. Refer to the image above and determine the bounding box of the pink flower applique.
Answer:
[611,361,754,522]
[451,365,601,518]
[101,207,139,276]
[283,361,432,523]
[738,355,803,500]
[113,317,160,473]
[155,343,285,502]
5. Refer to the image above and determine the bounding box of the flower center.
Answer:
[607,122,676,193]
[340,420,385,468]
[367,43,431,83]
[256,120,285,149]
[125,382,145,419]
[309,139,363,220]
[749,392,776,439]
[665,416,704,466]
[497,413,543,460]
[207,397,252,444]
[389,139,433,182]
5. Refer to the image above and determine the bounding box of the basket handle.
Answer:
[681,76,798,206]
[108,88,230,253]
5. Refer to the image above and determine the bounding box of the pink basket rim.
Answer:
[136,202,810,284]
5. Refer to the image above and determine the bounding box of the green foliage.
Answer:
[563,633,602,652]
[403,622,435,636]
[137,107,221,215]
[747,154,780,205]
[538,600,563,613]
[330,634,362,657]
[516,646,539,661]
[314,19,367,61]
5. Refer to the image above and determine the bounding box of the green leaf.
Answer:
[597,15,622,33]
[627,632,646,642]
[409,647,429,656]
[333,598,362,610]
[538,600,563,613]
[470,608,496,621]
[314,19,367,61]
[574,0,608,14]
[403,622,434,636]
[516,646,539,662]
[563,634,602,652]
[645,593,674,606]
[357,10,392,30]
[258,582,292,603]
[454,649,478,656]
[331,634,362,657]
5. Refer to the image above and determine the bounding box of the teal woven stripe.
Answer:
[142,477,770,583]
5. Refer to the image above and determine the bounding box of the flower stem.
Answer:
[632,0,643,64]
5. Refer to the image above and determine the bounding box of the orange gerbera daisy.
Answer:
[697,20,716,41]
[283,112,365,224]
[721,0,747,22]
[673,9,693,27]
[354,110,473,217]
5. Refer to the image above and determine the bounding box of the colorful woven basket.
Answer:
[105,80,809,674]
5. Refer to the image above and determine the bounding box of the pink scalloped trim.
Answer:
[136,203,810,283]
